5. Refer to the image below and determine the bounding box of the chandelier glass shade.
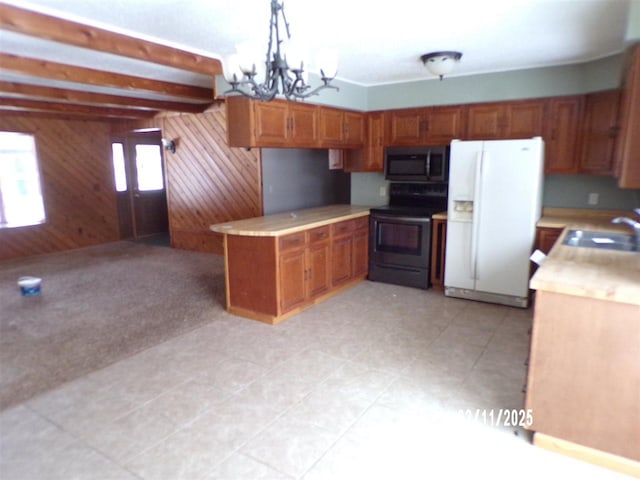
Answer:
[223,0,338,101]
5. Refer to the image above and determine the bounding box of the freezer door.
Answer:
[444,221,475,289]
[473,139,543,298]
[447,140,484,222]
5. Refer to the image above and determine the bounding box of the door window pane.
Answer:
[111,142,127,192]
[135,145,164,191]
[0,132,46,228]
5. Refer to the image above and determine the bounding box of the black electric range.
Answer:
[368,182,448,289]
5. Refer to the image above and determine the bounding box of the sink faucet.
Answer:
[611,208,640,250]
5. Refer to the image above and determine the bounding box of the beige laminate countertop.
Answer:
[209,205,370,237]
[531,208,640,306]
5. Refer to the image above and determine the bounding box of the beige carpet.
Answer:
[0,241,225,410]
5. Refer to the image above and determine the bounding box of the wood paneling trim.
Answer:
[0,53,213,101]
[0,3,222,76]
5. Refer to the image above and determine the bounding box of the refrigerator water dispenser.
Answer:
[450,200,474,221]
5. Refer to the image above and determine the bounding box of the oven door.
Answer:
[369,214,431,268]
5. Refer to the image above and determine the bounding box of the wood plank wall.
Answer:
[0,115,119,261]
[1,102,262,261]
[134,104,262,255]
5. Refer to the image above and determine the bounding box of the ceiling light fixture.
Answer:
[420,51,463,81]
[222,0,338,102]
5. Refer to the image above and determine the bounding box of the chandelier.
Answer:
[223,0,338,101]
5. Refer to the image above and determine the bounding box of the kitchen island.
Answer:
[525,216,640,477]
[210,205,370,324]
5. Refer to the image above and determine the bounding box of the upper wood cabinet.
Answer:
[579,89,620,175]
[387,106,464,145]
[226,96,366,149]
[466,100,545,140]
[344,111,385,172]
[615,43,640,188]
[226,96,318,148]
[318,107,364,147]
[544,96,583,174]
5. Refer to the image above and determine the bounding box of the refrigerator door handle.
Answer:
[470,151,484,280]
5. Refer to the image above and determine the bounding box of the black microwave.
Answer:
[384,146,449,182]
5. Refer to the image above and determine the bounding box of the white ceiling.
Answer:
[1,0,631,88]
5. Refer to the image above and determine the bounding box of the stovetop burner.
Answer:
[371,182,448,218]
[369,205,444,217]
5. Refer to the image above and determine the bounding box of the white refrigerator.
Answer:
[444,137,544,308]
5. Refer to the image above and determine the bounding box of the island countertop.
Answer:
[210,205,371,237]
[531,209,640,306]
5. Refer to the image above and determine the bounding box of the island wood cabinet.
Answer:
[224,215,369,324]
[386,105,465,146]
[579,89,620,175]
[278,226,331,312]
[615,43,640,189]
[525,291,640,466]
[544,96,584,174]
[466,100,545,140]
[344,112,385,172]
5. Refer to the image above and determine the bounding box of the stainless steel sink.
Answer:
[562,230,636,252]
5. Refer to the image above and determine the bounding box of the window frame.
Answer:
[0,130,47,229]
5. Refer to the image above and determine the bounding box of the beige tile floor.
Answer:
[0,281,627,479]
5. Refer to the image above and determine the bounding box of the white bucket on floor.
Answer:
[18,276,42,296]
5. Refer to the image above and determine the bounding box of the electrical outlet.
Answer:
[379,186,387,197]
[588,192,599,205]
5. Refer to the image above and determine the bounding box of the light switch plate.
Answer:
[588,192,599,205]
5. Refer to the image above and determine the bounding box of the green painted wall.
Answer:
[366,56,623,111]
[627,0,640,41]
[215,53,639,209]
[216,55,623,112]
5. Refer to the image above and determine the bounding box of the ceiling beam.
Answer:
[0,97,159,119]
[0,53,213,101]
[0,3,223,76]
[0,81,213,113]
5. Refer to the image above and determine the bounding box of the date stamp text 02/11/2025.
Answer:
[457,409,534,428]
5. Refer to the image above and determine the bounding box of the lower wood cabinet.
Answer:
[225,215,368,324]
[278,227,330,312]
[430,217,447,290]
[535,227,563,254]
[331,216,369,287]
